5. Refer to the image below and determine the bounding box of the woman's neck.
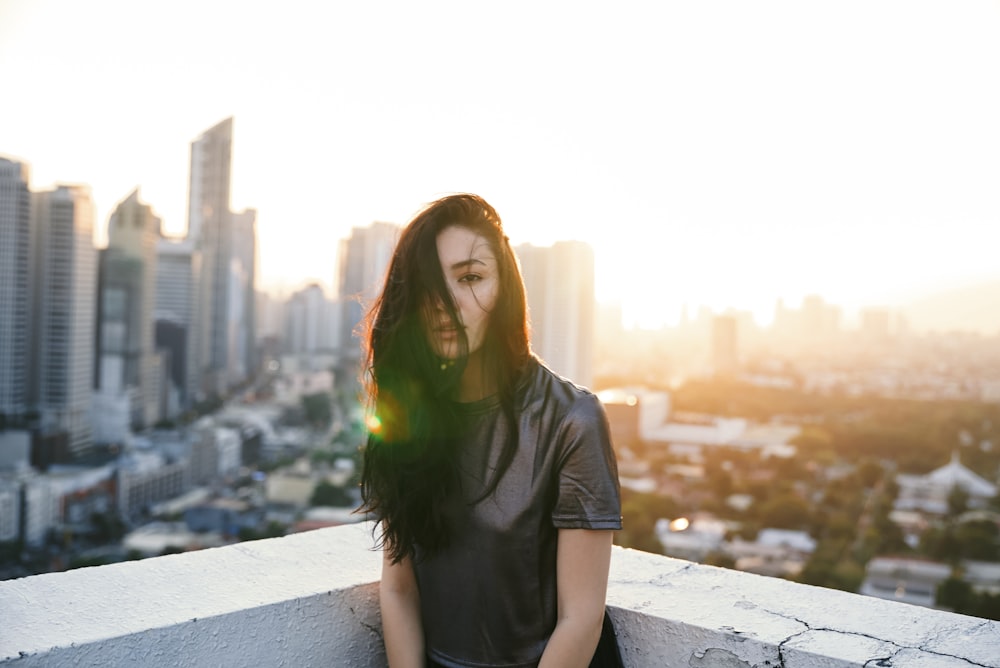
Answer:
[457,351,497,403]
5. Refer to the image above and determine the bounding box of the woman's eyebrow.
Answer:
[448,258,489,271]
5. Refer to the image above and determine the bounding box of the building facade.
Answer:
[155,238,202,411]
[95,189,163,439]
[31,185,98,457]
[336,221,400,362]
[515,240,595,388]
[0,158,32,420]
[186,118,257,395]
[188,118,232,395]
[285,283,337,362]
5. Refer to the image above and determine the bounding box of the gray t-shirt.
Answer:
[414,359,622,668]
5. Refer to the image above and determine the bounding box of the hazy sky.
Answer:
[1,0,997,327]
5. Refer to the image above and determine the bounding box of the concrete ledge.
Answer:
[606,548,999,667]
[2,522,998,667]
[0,522,386,667]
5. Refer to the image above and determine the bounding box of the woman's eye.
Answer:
[458,274,482,283]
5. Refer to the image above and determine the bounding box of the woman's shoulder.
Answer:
[517,356,603,416]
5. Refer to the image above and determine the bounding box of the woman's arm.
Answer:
[538,528,614,668]
[380,550,425,668]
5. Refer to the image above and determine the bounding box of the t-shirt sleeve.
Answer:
[550,393,622,530]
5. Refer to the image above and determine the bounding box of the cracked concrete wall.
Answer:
[2,522,998,667]
[606,547,1000,667]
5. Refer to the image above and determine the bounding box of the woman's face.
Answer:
[425,225,499,360]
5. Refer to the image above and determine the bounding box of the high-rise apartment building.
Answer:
[94,189,162,439]
[337,221,400,361]
[185,117,257,394]
[285,283,338,362]
[516,241,595,388]
[31,185,97,456]
[0,158,32,420]
[230,207,258,382]
[155,238,201,410]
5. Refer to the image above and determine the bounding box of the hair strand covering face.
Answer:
[358,194,531,563]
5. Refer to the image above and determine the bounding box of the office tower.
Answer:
[31,185,98,456]
[255,290,285,341]
[188,117,231,395]
[337,221,400,362]
[515,241,595,388]
[231,207,258,382]
[186,118,257,394]
[0,158,32,420]
[155,238,201,410]
[712,314,739,376]
[94,189,162,441]
[285,283,337,361]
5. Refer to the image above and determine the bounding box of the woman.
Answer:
[360,194,622,667]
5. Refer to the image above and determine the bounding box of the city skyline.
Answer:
[1,1,998,330]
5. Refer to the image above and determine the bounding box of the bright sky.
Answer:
[1,0,998,328]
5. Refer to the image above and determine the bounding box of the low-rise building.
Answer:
[895,453,997,515]
[859,556,952,608]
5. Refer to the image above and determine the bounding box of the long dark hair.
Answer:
[359,194,531,563]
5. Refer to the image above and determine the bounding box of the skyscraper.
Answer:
[337,221,400,361]
[285,283,337,364]
[515,240,595,388]
[31,185,97,456]
[155,237,201,410]
[230,207,257,382]
[94,189,162,439]
[185,117,256,394]
[0,158,32,420]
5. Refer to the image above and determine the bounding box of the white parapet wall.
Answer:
[1,522,998,667]
[0,522,386,667]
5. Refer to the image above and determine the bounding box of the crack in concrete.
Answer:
[758,607,993,668]
[349,605,383,640]
[863,650,901,667]
[230,544,264,559]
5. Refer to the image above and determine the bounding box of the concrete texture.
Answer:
[2,522,998,667]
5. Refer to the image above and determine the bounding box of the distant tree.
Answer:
[66,556,109,571]
[976,593,1000,621]
[301,392,333,428]
[705,467,733,499]
[756,493,812,530]
[799,545,864,592]
[237,521,286,542]
[615,491,678,554]
[937,576,975,612]
[0,540,23,566]
[870,514,909,556]
[954,520,1000,561]
[703,551,735,569]
[90,511,126,543]
[921,526,961,563]
[310,480,353,507]
[855,458,884,489]
[948,485,970,518]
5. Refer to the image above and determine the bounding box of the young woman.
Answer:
[360,194,622,668]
